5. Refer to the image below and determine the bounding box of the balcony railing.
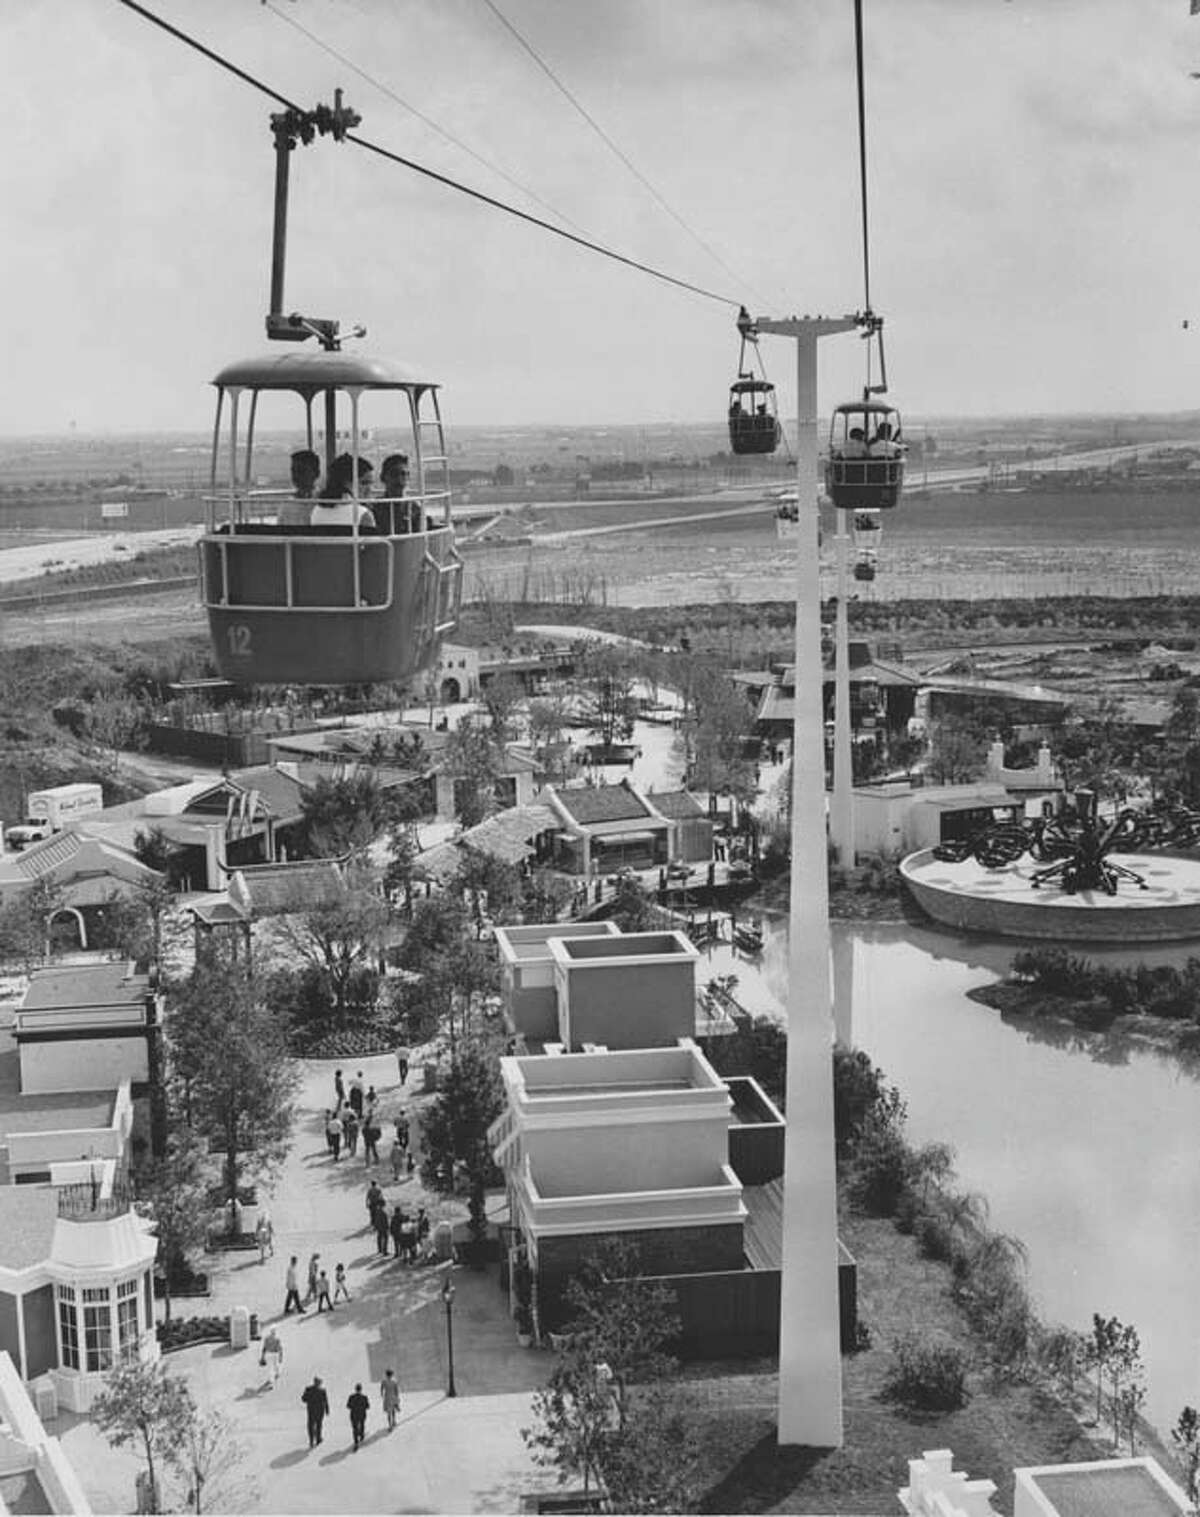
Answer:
[56,1176,135,1223]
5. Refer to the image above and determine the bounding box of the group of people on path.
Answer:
[323,1069,387,1165]
[281,1252,352,1315]
[367,1179,431,1263]
[299,1369,403,1450]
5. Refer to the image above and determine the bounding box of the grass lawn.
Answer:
[685,1211,1113,1515]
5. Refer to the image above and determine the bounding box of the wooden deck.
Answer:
[742,1177,783,1271]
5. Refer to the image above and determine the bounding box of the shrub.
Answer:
[844,1089,910,1217]
[157,1315,229,1353]
[885,1331,969,1411]
[915,1211,957,1264]
[833,1047,888,1157]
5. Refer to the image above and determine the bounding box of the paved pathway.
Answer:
[60,1053,559,1515]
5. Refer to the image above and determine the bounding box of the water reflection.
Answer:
[698,915,1200,1435]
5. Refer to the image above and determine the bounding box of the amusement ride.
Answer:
[198,93,463,688]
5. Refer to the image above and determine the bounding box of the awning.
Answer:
[595,831,659,846]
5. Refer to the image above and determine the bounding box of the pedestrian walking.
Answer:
[255,1210,274,1264]
[283,1256,306,1316]
[348,1071,365,1117]
[395,1045,410,1085]
[316,1268,334,1312]
[365,1084,378,1116]
[373,1205,391,1256]
[327,1110,343,1160]
[334,1069,345,1107]
[362,1114,381,1168]
[333,1262,350,1303]
[305,1252,321,1305]
[347,1383,370,1450]
[389,1204,407,1259]
[366,1179,384,1221]
[301,1376,329,1447]
[260,1326,284,1387]
[380,1368,401,1429]
[343,1108,359,1157]
[390,1134,406,1182]
[322,1109,336,1156]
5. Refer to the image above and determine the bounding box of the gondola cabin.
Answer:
[825,399,904,511]
[199,350,462,686]
[728,378,781,455]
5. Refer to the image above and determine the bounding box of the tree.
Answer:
[134,825,190,891]
[523,1242,686,1505]
[1172,1405,1200,1506]
[600,1390,704,1514]
[140,1127,210,1322]
[85,690,148,773]
[528,692,573,780]
[90,878,173,972]
[607,875,668,934]
[0,877,64,971]
[275,878,388,1026]
[300,772,393,860]
[444,720,503,829]
[167,960,298,1213]
[924,717,988,784]
[166,1406,257,1515]
[382,818,420,913]
[575,644,639,748]
[682,661,758,806]
[419,1045,505,1245]
[91,1360,194,1515]
[481,674,525,743]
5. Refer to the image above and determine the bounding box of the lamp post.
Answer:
[441,1271,457,1398]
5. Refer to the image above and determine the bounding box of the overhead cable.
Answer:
[262,0,593,237]
[478,0,773,307]
[113,0,739,307]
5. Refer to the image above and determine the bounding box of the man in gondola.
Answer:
[279,449,321,526]
[868,420,900,456]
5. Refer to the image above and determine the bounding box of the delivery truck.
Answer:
[5,783,104,850]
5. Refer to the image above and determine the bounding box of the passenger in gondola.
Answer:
[379,453,421,533]
[311,454,373,529]
[278,449,322,526]
[868,421,900,456]
[729,398,745,418]
[838,426,868,459]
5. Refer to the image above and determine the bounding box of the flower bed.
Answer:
[157,1315,228,1353]
[206,1232,259,1253]
[153,1269,210,1300]
[300,1025,397,1059]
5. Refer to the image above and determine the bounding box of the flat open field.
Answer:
[3,483,1198,651]
[470,486,1200,608]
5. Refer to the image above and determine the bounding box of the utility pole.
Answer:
[754,312,859,1449]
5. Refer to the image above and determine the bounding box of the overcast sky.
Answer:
[6,0,1200,433]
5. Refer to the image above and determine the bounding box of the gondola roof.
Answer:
[213,350,439,392]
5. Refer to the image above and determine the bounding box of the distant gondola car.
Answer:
[199,350,462,686]
[825,399,904,511]
[727,305,782,456]
[728,378,781,455]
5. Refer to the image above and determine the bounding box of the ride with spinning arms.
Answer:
[932,789,1200,897]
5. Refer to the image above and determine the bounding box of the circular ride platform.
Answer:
[900,847,1200,943]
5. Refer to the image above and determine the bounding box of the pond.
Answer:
[698,917,1200,1435]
